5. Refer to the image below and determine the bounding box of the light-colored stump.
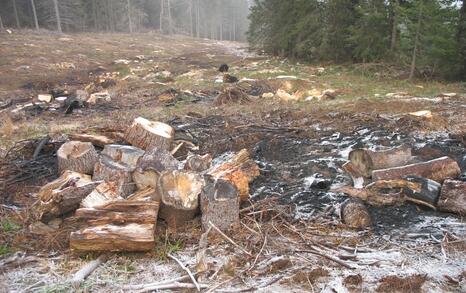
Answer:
[372,156,460,183]
[36,170,99,220]
[200,176,239,231]
[437,180,466,215]
[157,170,204,228]
[93,156,136,197]
[57,141,99,175]
[207,149,260,202]
[125,117,174,151]
[349,145,412,178]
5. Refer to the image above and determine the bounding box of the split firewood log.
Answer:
[157,170,204,228]
[184,153,212,172]
[36,170,99,220]
[102,144,145,168]
[206,149,260,201]
[349,145,412,178]
[125,117,174,151]
[372,156,461,183]
[132,147,180,195]
[81,181,122,208]
[342,161,365,188]
[57,141,99,175]
[68,133,116,148]
[93,156,135,197]
[437,180,466,215]
[200,176,240,231]
[340,199,371,229]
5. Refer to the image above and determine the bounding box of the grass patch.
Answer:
[0,244,15,256]
[1,219,22,232]
[153,235,183,261]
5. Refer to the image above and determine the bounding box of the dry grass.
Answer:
[0,116,15,137]
[377,274,427,292]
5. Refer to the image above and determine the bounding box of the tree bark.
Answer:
[372,156,460,183]
[93,156,136,197]
[409,2,423,80]
[189,0,193,37]
[92,0,98,30]
[53,0,62,33]
[12,0,20,28]
[458,0,466,77]
[125,117,174,151]
[127,0,133,33]
[196,0,200,38]
[167,0,172,34]
[57,141,99,175]
[157,170,204,228]
[30,0,39,30]
[389,0,399,52]
[200,176,239,231]
[36,171,99,221]
[160,0,164,33]
[437,180,466,215]
[0,15,4,30]
[349,145,412,178]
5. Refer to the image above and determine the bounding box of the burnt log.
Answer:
[36,171,99,220]
[93,156,135,197]
[125,117,174,151]
[372,156,461,183]
[401,176,441,208]
[349,145,412,178]
[200,176,240,231]
[57,141,99,175]
[340,199,371,229]
[437,180,466,215]
[184,154,212,172]
[157,170,204,228]
[207,149,260,202]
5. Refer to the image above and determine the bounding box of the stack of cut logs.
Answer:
[338,144,465,229]
[35,117,260,252]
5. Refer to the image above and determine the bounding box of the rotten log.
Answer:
[36,170,99,220]
[372,156,461,183]
[93,155,135,197]
[102,144,145,168]
[437,180,466,215]
[70,195,159,252]
[132,147,180,194]
[340,199,372,229]
[125,117,174,151]
[157,170,204,228]
[206,149,260,202]
[68,133,116,148]
[349,145,412,178]
[200,176,240,231]
[57,141,99,175]
[184,154,212,172]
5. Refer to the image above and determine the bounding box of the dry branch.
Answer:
[71,254,108,288]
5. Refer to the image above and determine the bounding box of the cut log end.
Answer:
[57,141,98,175]
[93,155,135,197]
[341,199,372,229]
[125,117,174,151]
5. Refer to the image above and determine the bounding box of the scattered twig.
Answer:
[168,253,201,291]
[32,136,50,160]
[138,282,208,292]
[209,221,253,257]
[122,275,191,290]
[71,254,108,288]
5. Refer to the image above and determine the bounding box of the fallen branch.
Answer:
[122,275,190,290]
[168,253,201,291]
[209,221,253,257]
[138,282,208,292]
[71,254,108,288]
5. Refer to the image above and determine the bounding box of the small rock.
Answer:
[262,92,274,99]
[409,110,432,120]
[87,92,111,105]
[38,94,53,103]
[29,221,56,235]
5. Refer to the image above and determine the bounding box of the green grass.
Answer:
[0,244,14,256]
[1,219,22,232]
[153,237,183,261]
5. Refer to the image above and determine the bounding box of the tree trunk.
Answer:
[92,0,98,30]
[30,0,39,30]
[93,156,136,197]
[371,156,460,183]
[348,145,412,178]
[53,0,62,33]
[0,15,4,30]
[409,2,423,80]
[12,0,20,28]
[157,170,204,228]
[200,176,239,231]
[189,0,193,37]
[458,0,466,77]
[168,0,173,34]
[57,141,99,175]
[125,117,174,151]
[160,0,164,32]
[127,0,133,33]
[206,149,260,202]
[389,0,399,52]
[196,0,200,38]
[36,171,99,221]
[437,180,466,215]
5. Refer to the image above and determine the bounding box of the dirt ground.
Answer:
[0,30,465,292]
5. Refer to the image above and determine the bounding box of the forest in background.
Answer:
[248,0,466,80]
[0,0,250,41]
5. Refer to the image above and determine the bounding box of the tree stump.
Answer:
[132,147,180,196]
[70,202,159,252]
[200,176,239,231]
[184,153,212,172]
[102,144,145,169]
[372,156,460,183]
[207,149,260,201]
[125,117,174,151]
[36,171,99,220]
[340,199,371,229]
[57,141,99,175]
[437,180,466,215]
[349,145,412,178]
[157,170,204,228]
[93,156,136,197]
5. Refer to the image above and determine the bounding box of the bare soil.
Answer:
[0,30,465,292]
